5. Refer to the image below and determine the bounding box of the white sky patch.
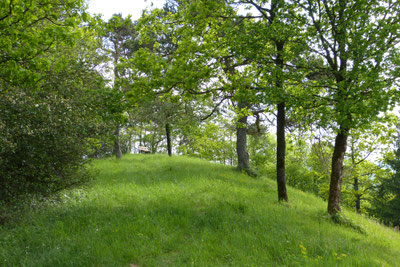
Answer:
[87,0,166,20]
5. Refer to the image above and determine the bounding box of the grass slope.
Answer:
[1,154,400,266]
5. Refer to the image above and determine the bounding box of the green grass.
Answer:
[1,154,400,266]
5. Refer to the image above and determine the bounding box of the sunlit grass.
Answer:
[1,154,399,266]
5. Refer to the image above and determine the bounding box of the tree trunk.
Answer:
[166,123,172,156]
[277,101,288,201]
[354,177,361,213]
[328,126,349,215]
[230,134,234,166]
[275,38,288,202]
[151,130,156,154]
[114,126,122,159]
[139,125,143,146]
[236,102,250,171]
[112,43,122,159]
[128,131,132,154]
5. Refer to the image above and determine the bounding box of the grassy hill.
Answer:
[1,154,400,266]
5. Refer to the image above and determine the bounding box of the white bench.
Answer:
[138,146,151,154]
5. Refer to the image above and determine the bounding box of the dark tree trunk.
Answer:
[277,101,288,201]
[275,38,288,202]
[236,102,250,171]
[328,126,349,215]
[166,123,172,156]
[114,126,122,159]
[354,177,361,213]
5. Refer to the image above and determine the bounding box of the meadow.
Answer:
[1,154,399,266]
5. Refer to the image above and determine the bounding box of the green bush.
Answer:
[0,0,107,203]
[0,83,104,202]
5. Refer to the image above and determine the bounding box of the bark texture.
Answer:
[276,101,288,201]
[114,126,122,159]
[236,103,250,171]
[166,123,172,156]
[328,126,349,215]
[275,38,288,202]
[354,178,361,213]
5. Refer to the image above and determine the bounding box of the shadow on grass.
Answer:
[2,155,398,266]
[2,193,398,266]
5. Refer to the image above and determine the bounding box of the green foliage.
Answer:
[300,0,400,213]
[98,14,142,158]
[303,0,400,130]
[0,0,88,89]
[102,14,139,116]
[178,118,236,165]
[89,129,134,158]
[104,14,139,59]
[0,75,104,202]
[0,155,399,265]
[248,132,276,174]
[253,127,394,216]
[0,1,107,202]
[369,137,400,227]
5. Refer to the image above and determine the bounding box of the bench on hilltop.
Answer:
[138,146,151,154]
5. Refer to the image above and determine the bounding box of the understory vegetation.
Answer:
[1,155,399,266]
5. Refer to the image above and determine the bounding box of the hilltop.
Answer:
[1,154,399,266]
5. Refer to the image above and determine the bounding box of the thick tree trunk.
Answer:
[114,126,122,159]
[328,126,349,215]
[354,177,361,213]
[275,38,288,202]
[166,123,172,156]
[277,101,288,201]
[236,103,250,171]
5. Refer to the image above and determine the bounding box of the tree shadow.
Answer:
[3,192,398,266]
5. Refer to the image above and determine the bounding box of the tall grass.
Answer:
[1,154,399,266]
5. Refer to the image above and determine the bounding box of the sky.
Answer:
[87,0,166,20]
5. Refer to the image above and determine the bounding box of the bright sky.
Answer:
[87,0,166,20]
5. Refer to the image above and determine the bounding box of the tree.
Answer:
[225,0,310,201]
[0,0,88,90]
[131,1,253,163]
[369,133,400,227]
[103,14,139,158]
[302,0,400,215]
[122,2,205,157]
[128,95,202,156]
[134,1,267,179]
[345,118,396,213]
[0,6,107,202]
[177,115,237,165]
